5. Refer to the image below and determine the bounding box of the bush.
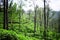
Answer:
[0,29,39,40]
[0,29,19,40]
[17,33,39,40]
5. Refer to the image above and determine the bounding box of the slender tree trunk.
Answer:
[46,4,49,28]
[43,0,47,40]
[34,7,37,36]
[56,16,60,40]
[3,0,8,30]
[29,12,30,20]
[58,15,60,33]
[39,10,42,26]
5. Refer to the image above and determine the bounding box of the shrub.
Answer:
[0,29,39,40]
[17,33,39,40]
[0,29,19,40]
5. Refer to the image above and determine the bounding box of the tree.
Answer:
[58,12,60,33]
[3,0,8,30]
[34,6,37,36]
[46,4,49,27]
[28,10,31,20]
[43,0,47,40]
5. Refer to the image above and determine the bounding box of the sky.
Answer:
[13,0,60,11]
[49,0,60,11]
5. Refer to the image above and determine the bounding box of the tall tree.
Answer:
[43,0,47,40]
[28,10,31,20]
[46,4,49,27]
[58,12,60,33]
[32,0,38,36]
[46,0,50,29]
[34,6,37,36]
[3,0,8,30]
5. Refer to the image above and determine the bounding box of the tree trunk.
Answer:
[29,12,30,20]
[34,7,37,36]
[46,4,49,28]
[43,0,47,40]
[3,0,8,30]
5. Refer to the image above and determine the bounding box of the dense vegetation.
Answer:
[0,0,60,40]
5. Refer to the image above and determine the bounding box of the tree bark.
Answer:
[3,0,8,30]
[43,0,47,40]
[34,7,37,36]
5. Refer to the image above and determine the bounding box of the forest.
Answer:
[0,0,60,40]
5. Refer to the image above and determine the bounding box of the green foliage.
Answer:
[0,1,60,40]
[0,29,39,40]
[0,12,3,22]
[0,29,18,40]
[46,30,56,40]
[17,34,39,40]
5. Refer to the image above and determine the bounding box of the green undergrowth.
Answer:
[0,29,39,40]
